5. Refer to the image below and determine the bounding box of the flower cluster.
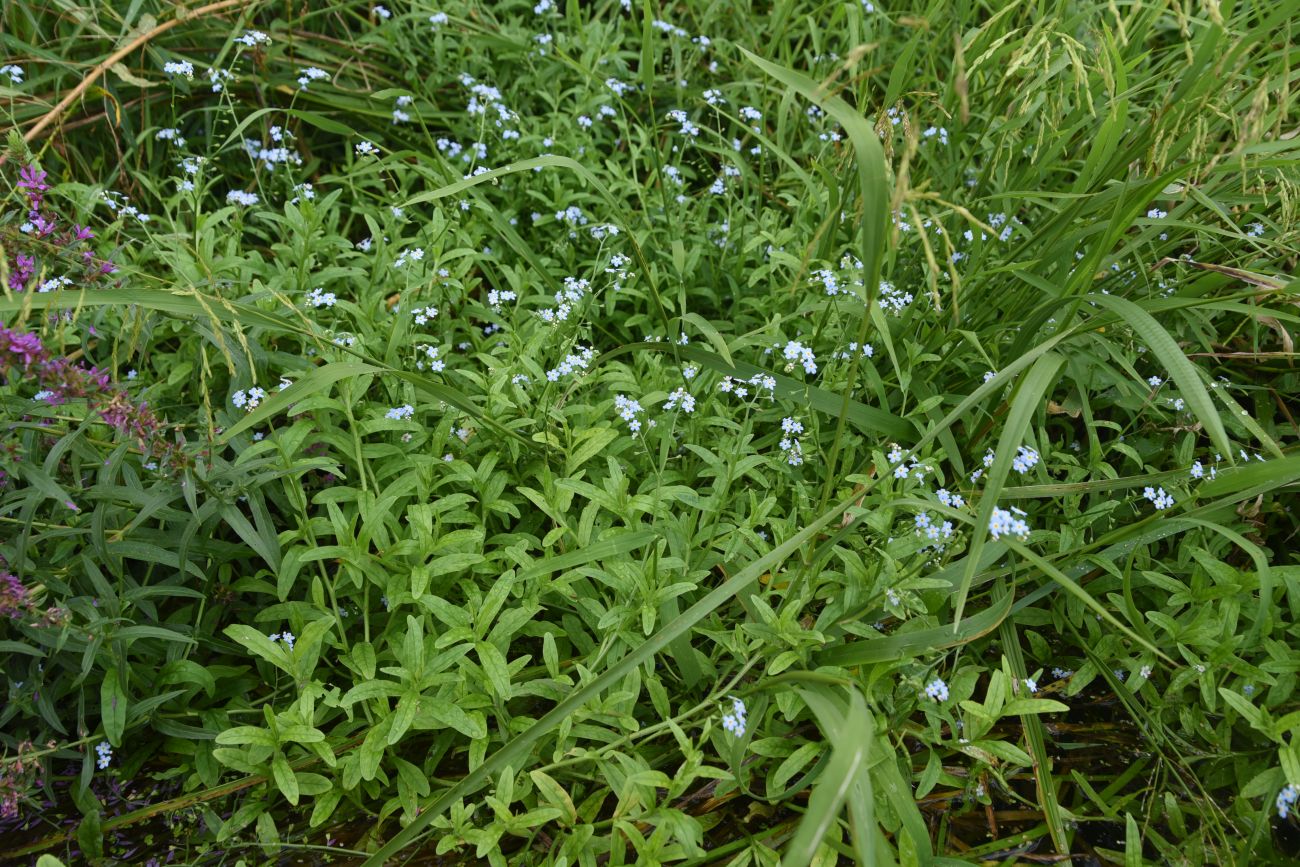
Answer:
[663,388,696,413]
[538,276,590,323]
[1279,783,1299,819]
[1011,445,1040,474]
[666,109,700,137]
[411,305,439,326]
[163,60,194,78]
[0,324,184,469]
[924,678,949,702]
[914,512,955,549]
[831,341,874,361]
[614,395,646,433]
[887,444,932,481]
[0,571,31,619]
[385,405,415,421]
[878,280,915,315]
[780,340,817,375]
[720,697,747,736]
[935,488,966,508]
[394,247,425,269]
[8,165,118,291]
[95,741,113,770]
[267,631,296,649]
[779,417,804,466]
[1142,486,1175,510]
[306,287,337,308]
[717,373,775,401]
[416,345,445,372]
[231,386,267,412]
[989,506,1030,540]
[486,289,518,312]
[545,346,595,381]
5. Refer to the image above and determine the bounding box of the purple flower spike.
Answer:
[16,165,49,194]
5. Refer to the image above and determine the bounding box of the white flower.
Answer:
[163,60,195,78]
[1141,486,1175,510]
[0,65,25,84]
[295,66,329,89]
[429,11,449,26]
[1278,784,1299,819]
[236,30,271,47]
[385,404,415,421]
[924,678,949,702]
[664,388,696,413]
[781,340,817,375]
[355,140,379,157]
[155,128,186,146]
[306,287,336,308]
[720,697,748,736]
[207,67,232,91]
[1011,445,1040,474]
[989,507,1030,540]
[936,488,965,508]
[226,190,259,207]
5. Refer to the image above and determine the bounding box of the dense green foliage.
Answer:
[1,0,1299,864]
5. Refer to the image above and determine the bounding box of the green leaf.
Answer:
[423,699,486,739]
[1002,699,1071,716]
[272,752,300,805]
[215,726,277,748]
[566,427,621,475]
[476,641,512,699]
[529,770,578,825]
[1281,739,1300,790]
[785,686,874,867]
[351,641,377,680]
[100,669,126,748]
[223,625,293,675]
[680,312,734,367]
[815,590,1012,667]
[1219,689,1264,729]
[340,680,404,706]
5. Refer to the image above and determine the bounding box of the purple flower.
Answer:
[2,329,45,366]
[0,571,29,618]
[16,165,49,194]
[8,254,34,291]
